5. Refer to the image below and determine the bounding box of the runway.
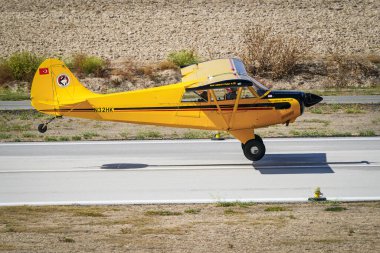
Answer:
[0,137,379,206]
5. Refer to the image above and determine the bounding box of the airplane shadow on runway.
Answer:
[253,153,369,174]
[101,163,149,169]
[253,153,334,174]
[101,153,369,175]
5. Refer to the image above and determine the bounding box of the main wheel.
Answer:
[38,124,47,133]
[253,134,263,143]
[241,134,263,149]
[243,139,266,161]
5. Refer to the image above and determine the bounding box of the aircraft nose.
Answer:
[303,93,323,107]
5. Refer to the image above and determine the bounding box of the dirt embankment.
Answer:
[0,0,379,62]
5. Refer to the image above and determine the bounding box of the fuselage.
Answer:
[38,82,303,133]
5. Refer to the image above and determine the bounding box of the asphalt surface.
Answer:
[0,100,32,110]
[321,95,380,104]
[0,137,379,206]
[0,96,379,110]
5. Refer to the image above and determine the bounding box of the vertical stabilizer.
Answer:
[31,58,95,115]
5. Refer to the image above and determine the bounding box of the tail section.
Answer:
[31,58,95,115]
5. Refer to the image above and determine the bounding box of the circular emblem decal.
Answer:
[57,74,70,87]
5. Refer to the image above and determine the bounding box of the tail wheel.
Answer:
[243,139,266,161]
[38,124,47,133]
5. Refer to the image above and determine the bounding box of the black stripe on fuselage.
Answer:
[40,102,291,113]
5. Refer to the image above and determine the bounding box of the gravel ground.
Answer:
[1,0,379,61]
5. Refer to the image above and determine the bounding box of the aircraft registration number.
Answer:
[94,107,114,112]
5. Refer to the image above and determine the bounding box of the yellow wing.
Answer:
[181,58,255,91]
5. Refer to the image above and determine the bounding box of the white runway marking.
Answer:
[0,162,377,174]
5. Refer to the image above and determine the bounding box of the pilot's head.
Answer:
[227,87,237,93]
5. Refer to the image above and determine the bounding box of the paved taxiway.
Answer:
[0,137,379,206]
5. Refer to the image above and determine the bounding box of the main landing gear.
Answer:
[37,116,61,133]
[241,134,266,161]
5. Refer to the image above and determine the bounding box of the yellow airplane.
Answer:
[31,58,322,161]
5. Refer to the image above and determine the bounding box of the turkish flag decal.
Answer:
[39,68,49,75]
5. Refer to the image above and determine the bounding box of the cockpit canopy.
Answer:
[180,58,269,102]
[181,58,268,96]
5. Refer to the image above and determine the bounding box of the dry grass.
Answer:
[326,52,379,88]
[145,210,182,216]
[110,60,179,85]
[264,206,290,212]
[366,54,380,65]
[242,25,308,79]
[0,202,379,252]
[0,61,12,85]
[157,60,178,71]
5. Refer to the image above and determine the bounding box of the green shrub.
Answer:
[184,208,201,214]
[22,132,36,138]
[145,210,182,216]
[182,130,212,139]
[216,201,255,208]
[264,206,288,212]
[5,52,44,82]
[325,206,347,212]
[44,136,58,142]
[59,237,75,243]
[359,130,376,136]
[345,105,364,114]
[167,50,200,67]
[0,133,11,139]
[224,208,239,215]
[136,130,162,140]
[119,131,129,139]
[66,53,108,77]
[72,136,82,141]
[83,131,99,139]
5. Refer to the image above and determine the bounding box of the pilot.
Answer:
[225,87,237,100]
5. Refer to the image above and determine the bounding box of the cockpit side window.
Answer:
[241,87,256,99]
[210,88,238,101]
[181,90,208,102]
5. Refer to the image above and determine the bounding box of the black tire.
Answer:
[38,124,47,133]
[254,134,263,143]
[243,139,266,161]
[241,134,263,149]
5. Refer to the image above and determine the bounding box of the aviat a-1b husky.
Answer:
[31,58,322,161]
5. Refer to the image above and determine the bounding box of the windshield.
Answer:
[250,77,269,96]
[231,58,269,96]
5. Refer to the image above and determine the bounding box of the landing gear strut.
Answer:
[37,116,61,133]
[242,134,266,161]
